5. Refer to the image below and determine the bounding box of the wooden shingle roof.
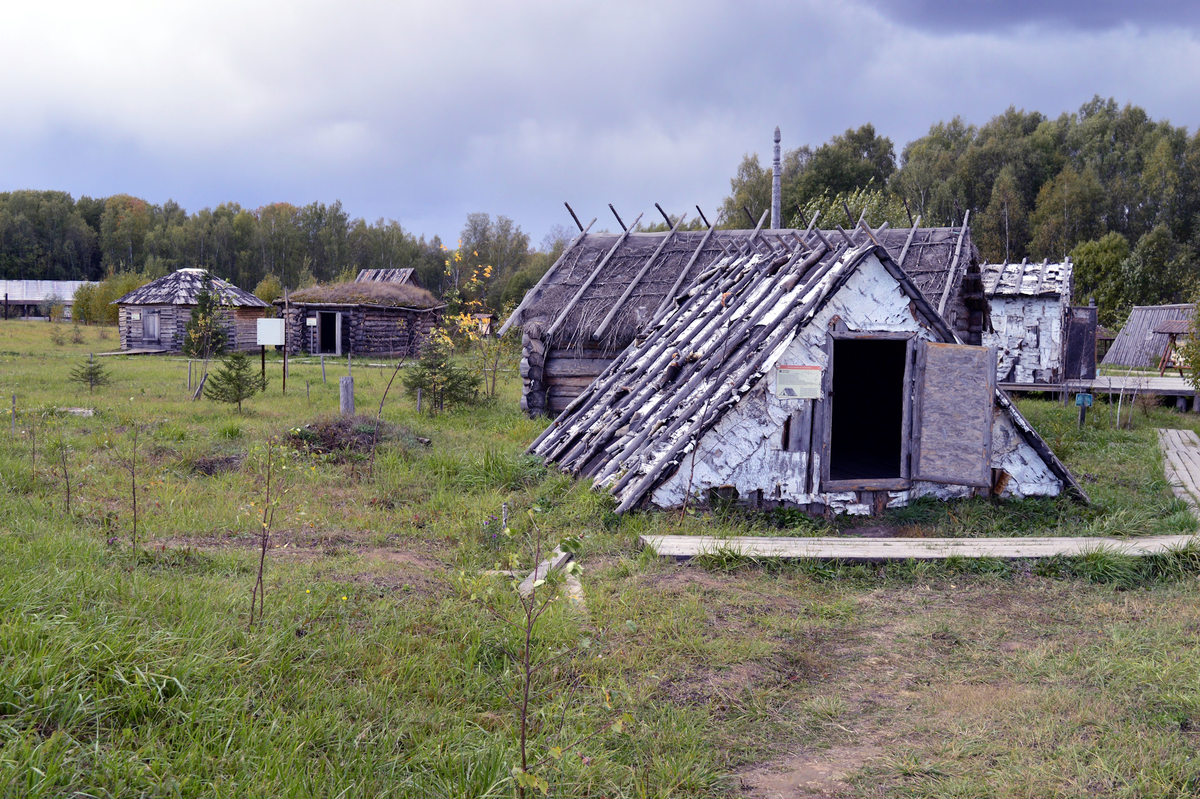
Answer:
[114,269,268,308]
[1102,304,1194,368]
[981,258,1073,299]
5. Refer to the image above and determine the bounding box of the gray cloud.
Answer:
[0,0,1198,244]
[860,0,1200,32]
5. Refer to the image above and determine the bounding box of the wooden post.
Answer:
[348,351,352,376]
[1078,402,1087,430]
[416,388,422,413]
[306,380,310,404]
[339,376,354,416]
[10,395,15,436]
[321,355,326,383]
[188,359,193,390]
[282,289,289,395]
[261,346,266,380]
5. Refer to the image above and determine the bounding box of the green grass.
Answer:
[4,319,1200,797]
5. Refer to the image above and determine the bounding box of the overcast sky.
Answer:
[2,0,1199,246]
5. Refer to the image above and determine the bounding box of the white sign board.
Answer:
[257,318,286,347]
[775,365,822,399]
[306,317,317,326]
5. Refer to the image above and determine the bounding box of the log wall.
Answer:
[520,320,619,416]
[282,304,440,357]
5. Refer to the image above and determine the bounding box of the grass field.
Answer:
[3,318,1200,797]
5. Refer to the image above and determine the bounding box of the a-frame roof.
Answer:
[502,221,978,352]
[530,234,1084,512]
[114,269,268,308]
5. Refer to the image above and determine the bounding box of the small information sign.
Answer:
[1075,393,1093,408]
[257,318,286,347]
[776,365,822,399]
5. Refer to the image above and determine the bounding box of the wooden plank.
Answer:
[640,534,1200,561]
[653,223,718,320]
[788,399,811,453]
[497,216,596,336]
[896,215,921,269]
[543,357,612,378]
[593,213,687,340]
[937,210,970,319]
[912,340,993,487]
[544,213,643,341]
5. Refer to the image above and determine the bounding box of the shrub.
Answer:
[402,330,481,414]
[68,354,112,393]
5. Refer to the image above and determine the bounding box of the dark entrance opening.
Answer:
[829,338,907,481]
[318,312,338,353]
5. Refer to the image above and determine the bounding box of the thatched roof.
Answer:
[114,269,267,307]
[530,240,1082,512]
[503,223,979,352]
[1102,304,1194,368]
[283,281,441,309]
[355,268,420,288]
[981,258,1073,299]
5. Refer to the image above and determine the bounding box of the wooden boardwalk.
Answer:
[640,534,1197,561]
[1067,375,1195,398]
[1158,428,1200,514]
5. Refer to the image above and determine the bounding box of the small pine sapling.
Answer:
[402,329,481,415]
[69,354,112,393]
[204,351,267,413]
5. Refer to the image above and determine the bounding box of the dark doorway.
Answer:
[318,312,337,353]
[829,338,907,481]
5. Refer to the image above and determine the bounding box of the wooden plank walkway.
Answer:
[640,534,1198,561]
[1158,428,1200,514]
[1066,375,1195,397]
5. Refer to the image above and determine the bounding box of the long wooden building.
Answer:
[502,218,985,416]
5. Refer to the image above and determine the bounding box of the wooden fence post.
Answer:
[340,376,355,417]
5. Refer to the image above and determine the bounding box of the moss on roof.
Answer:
[284,282,441,309]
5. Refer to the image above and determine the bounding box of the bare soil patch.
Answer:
[739,745,883,798]
[287,415,428,462]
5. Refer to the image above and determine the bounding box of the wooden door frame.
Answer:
[819,331,917,493]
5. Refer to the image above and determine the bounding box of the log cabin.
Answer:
[114,269,268,352]
[278,281,443,357]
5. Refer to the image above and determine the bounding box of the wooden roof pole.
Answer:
[593,212,688,340]
[937,208,970,318]
[543,213,643,342]
[653,222,716,320]
[497,216,595,337]
[896,214,922,268]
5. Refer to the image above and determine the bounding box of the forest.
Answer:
[3,96,1198,327]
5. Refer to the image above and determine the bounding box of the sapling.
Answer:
[249,439,285,628]
[129,424,139,554]
[69,353,112,393]
[368,355,407,481]
[57,437,72,516]
[469,514,628,797]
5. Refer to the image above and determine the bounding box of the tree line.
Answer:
[719,96,1200,326]
[0,192,568,317]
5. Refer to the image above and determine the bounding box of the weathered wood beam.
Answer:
[896,214,922,269]
[836,225,858,247]
[565,202,584,232]
[497,217,595,337]
[593,213,688,340]
[653,222,716,320]
[609,204,626,231]
[937,209,970,318]
[655,203,673,228]
[543,213,643,342]
[695,206,711,228]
